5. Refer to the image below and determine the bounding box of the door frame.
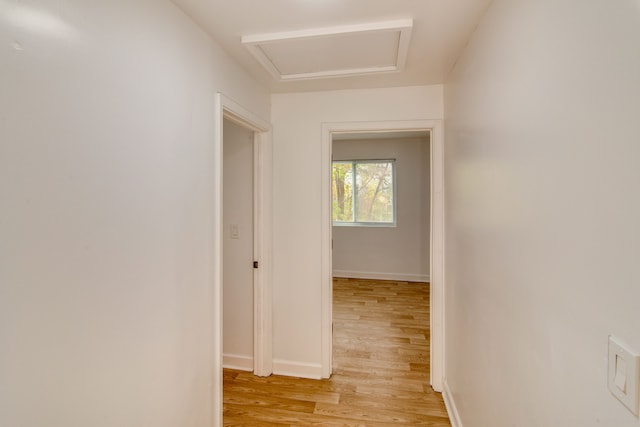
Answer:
[320,119,444,391]
[214,93,273,426]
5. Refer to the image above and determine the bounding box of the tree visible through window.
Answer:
[332,160,395,225]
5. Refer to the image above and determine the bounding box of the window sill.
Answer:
[333,222,397,228]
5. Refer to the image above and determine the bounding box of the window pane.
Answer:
[355,162,393,222]
[332,162,354,222]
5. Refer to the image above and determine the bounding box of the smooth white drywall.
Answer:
[0,1,269,426]
[271,86,442,372]
[444,0,640,426]
[332,137,430,282]
[222,120,254,369]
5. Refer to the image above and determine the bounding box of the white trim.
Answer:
[272,359,324,380]
[222,354,254,371]
[332,270,429,283]
[321,119,445,390]
[429,120,445,392]
[252,128,274,378]
[279,66,399,82]
[320,122,333,379]
[242,19,412,81]
[212,95,224,427]
[443,382,463,427]
[242,19,413,44]
[220,96,271,131]
[214,93,272,427]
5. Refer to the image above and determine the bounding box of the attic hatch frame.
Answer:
[242,19,413,81]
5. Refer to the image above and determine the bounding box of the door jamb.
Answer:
[214,93,273,427]
[320,120,444,391]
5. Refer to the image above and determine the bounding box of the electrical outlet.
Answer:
[608,336,640,416]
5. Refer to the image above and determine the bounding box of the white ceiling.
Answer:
[171,0,492,93]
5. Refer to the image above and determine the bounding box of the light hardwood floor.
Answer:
[223,278,451,426]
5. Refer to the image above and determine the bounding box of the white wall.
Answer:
[444,1,640,426]
[271,85,443,376]
[332,137,430,282]
[222,120,254,370]
[0,1,269,426]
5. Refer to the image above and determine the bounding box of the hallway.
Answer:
[223,278,449,426]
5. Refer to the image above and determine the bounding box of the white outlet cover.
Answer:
[608,335,640,416]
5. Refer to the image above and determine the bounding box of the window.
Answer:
[332,160,396,226]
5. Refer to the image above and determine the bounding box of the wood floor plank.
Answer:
[223,278,451,426]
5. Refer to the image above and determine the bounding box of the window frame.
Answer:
[332,159,397,227]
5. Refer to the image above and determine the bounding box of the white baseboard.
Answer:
[443,381,463,427]
[333,270,430,283]
[222,354,253,371]
[272,359,323,380]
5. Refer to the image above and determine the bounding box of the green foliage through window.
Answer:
[332,160,395,225]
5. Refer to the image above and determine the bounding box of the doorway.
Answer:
[321,120,444,391]
[222,119,255,371]
[214,94,273,427]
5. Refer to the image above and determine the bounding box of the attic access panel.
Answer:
[242,19,413,81]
